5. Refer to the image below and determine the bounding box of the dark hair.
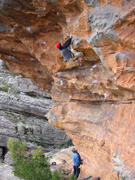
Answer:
[72,148,76,153]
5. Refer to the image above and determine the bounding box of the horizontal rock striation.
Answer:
[0,66,71,162]
[0,0,135,179]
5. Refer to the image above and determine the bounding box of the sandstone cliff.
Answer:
[0,0,135,179]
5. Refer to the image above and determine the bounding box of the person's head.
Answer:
[56,42,61,48]
[72,148,77,153]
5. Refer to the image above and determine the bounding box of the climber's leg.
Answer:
[74,52,84,57]
[76,166,80,178]
[72,166,77,178]
[73,52,83,66]
[79,57,83,66]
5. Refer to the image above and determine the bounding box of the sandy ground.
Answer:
[0,163,19,180]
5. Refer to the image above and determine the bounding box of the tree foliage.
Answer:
[8,138,76,180]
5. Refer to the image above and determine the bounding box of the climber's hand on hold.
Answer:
[44,2,47,10]
[70,34,72,39]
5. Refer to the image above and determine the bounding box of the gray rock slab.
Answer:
[85,0,100,7]
[0,68,71,153]
[0,163,19,180]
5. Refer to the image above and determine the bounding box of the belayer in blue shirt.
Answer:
[72,148,83,179]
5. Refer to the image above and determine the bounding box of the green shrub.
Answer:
[121,175,128,180]
[10,87,20,94]
[8,138,52,180]
[0,84,9,92]
[7,72,17,76]
[50,171,64,180]
[8,138,74,180]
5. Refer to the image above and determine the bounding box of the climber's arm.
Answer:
[62,38,72,49]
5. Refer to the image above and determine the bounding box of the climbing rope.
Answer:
[82,175,93,180]
[82,176,100,180]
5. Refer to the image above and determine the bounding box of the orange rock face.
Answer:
[0,0,135,179]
